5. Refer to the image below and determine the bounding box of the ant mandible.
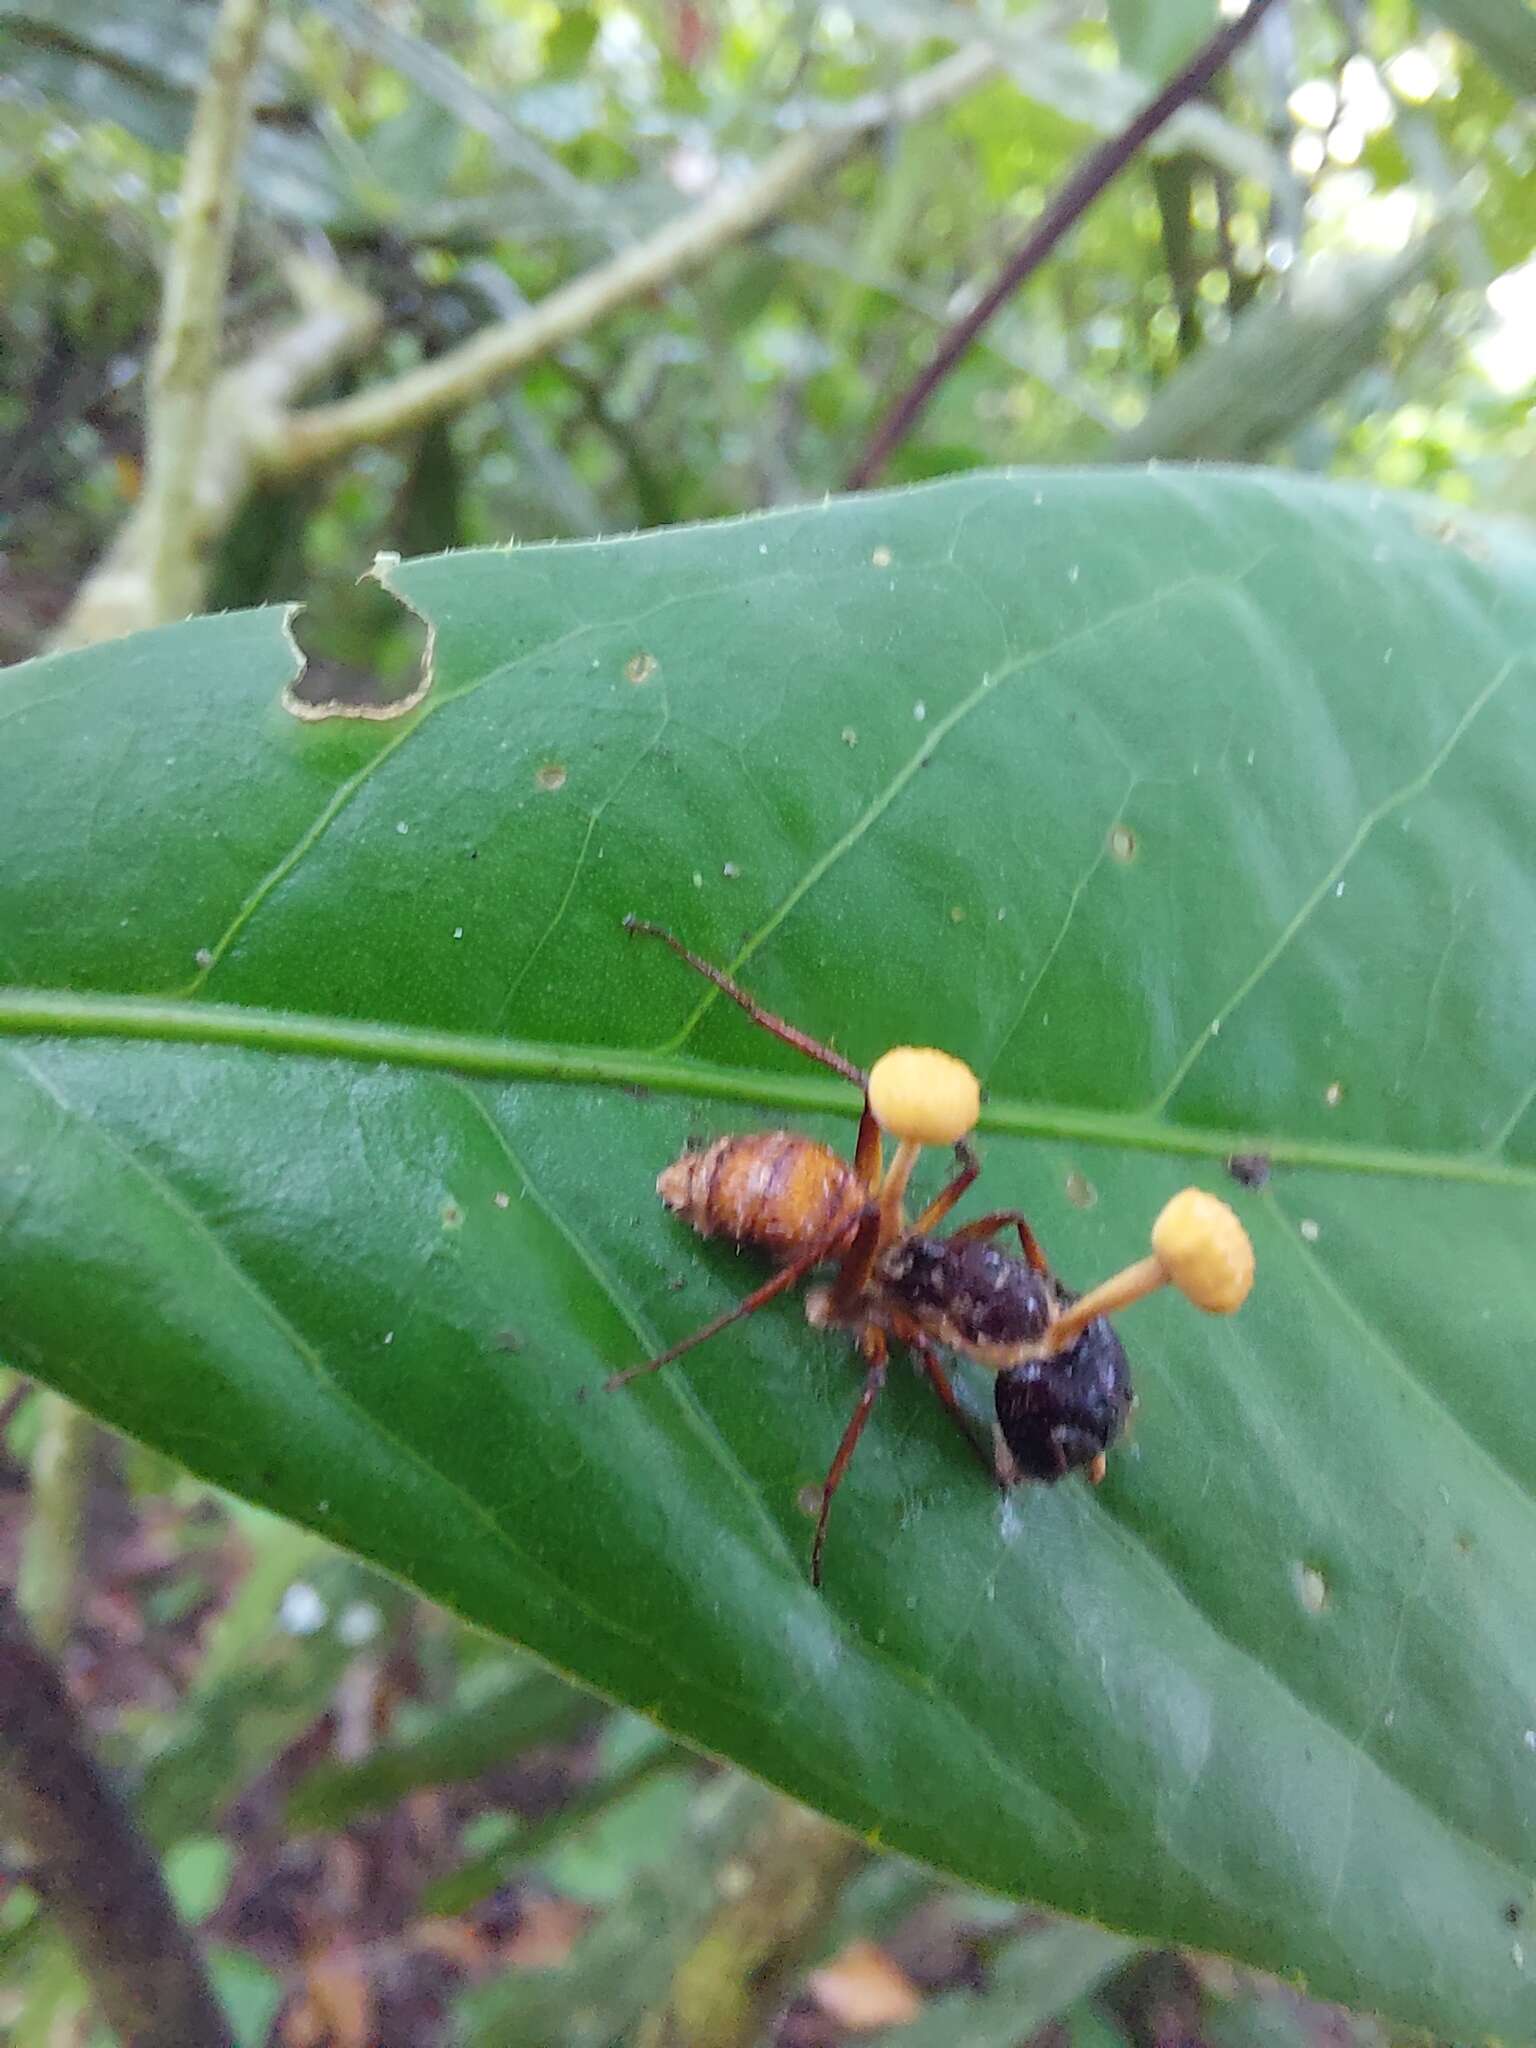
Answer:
[612,919,1254,1586]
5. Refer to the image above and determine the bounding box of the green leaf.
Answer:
[421,1724,684,1915]
[287,1662,594,1829]
[162,1836,235,1922]
[138,1526,408,1844]
[457,1776,770,2047]
[1112,239,1444,462]
[206,1947,285,2048]
[2,472,1536,2037]
[1421,0,1536,98]
[544,1768,698,1904]
[881,1920,1134,2048]
[1105,0,1216,81]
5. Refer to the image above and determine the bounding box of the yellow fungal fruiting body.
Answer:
[866,1046,981,1146]
[1151,1187,1255,1314]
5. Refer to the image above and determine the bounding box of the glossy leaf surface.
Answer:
[2,472,1535,2034]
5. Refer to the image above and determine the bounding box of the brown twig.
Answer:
[0,1592,236,2047]
[845,0,1286,489]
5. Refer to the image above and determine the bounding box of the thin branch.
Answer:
[60,43,990,648]
[633,1798,866,2048]
[137,0,273,623]
[262,45,997,478]
[844,0,1286,489]
[0,1592,236,2048]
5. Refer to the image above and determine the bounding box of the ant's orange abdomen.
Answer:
[657,1133,865,1261]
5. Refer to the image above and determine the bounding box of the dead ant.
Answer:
[613,919,1254,1586]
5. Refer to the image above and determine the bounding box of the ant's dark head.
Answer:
[993,1307,1132,1483]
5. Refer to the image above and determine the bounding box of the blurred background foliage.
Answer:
[0,0,1532,2041]
[1,0,1532,668]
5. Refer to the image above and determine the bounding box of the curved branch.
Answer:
[59,45,993,649]
[261,46,997,478]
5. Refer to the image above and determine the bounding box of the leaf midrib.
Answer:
[12,1036,1532,1914]
[1,987,1530,1189]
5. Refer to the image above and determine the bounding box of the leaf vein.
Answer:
[1145,655,1519,1114]
[666,556,1275,1056]
[3,1048,807,1722]
[984,771,1140,1079]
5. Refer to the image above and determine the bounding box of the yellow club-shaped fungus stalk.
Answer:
[1046,1186,1255,1353]
[866,1044,981,1227]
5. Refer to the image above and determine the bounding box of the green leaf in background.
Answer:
[205,1947,285,2048]
[1421,0,1536,99]
[2,472,1535,2036]
[162,1837,235,1923]
[286,1660,594,1830]
[137,1521,409,1845]
[881,1920,1134,2048]
[1106,0,1216,82]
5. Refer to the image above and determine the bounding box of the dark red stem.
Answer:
[845,0,1286,489]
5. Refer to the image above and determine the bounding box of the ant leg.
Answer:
[623,918,866,1087]
[941,1208,1051,1274]
[911,1140,981,1234]
[824,1132,972,1324]
[905,1331,996,1482]
[810,1328,888,1588]
[822,1204,884,1324]
[853,1104,883,1192]
[606,1226,851,1390]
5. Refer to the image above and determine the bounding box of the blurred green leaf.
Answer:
[1106,0,1217,81]
[1065,1997,1136,2048]
[1204,1977,1388,2048]
[162,1836,235,1922]
[12,1936,89,2048]
[543,7,599,81]
[545,1768,697,1904]
[1422,0,1536,97]
[206,1946,285,2048]
[883,1921,1135,2048]
[458,1776,770,2048]
[287,1664,594,1829]
[421,1726,684,1915]
[138,1532,405,1844]
[306,0,621,241]
[4,473,1536,2034]
[0,0,285,102]
[1112,238,1444,461]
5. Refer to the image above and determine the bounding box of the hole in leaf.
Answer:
[1294,1563,1329,1614]
[282,561,433,722]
